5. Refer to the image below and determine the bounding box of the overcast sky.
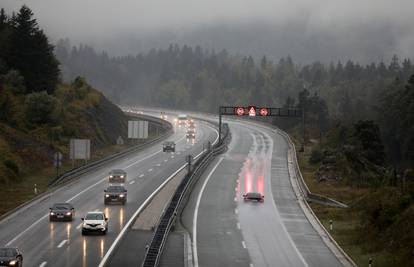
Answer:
[2,0,414,62]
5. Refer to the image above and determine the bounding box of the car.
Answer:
[163,141,175,152]
[186,129,196,139]
[104,185,127,205]
[160,112,168,120]
[49,203,75,221]
[109,169,127,183]
[81,211,108,235]
[243,192,264,202]
[176,114,188,126]
[0,247,23,267]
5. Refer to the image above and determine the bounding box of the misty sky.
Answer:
[2,0,414,63]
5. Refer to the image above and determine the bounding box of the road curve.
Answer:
[0,116,218,267]
[180,118,343,267]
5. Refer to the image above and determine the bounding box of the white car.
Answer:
[81,211,108,235]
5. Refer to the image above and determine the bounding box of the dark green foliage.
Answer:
[1,6,59,94]
[3,159,19,175]
[353,120,385,166]
[24,91,59,126]
[309,148,323,164]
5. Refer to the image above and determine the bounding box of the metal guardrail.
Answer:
[49,113,173,187]
[141,124,230,267]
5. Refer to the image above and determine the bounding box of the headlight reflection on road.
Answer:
[100,239,105,258]
[49,222,55,248]
[66,223,71,241]
[82,238,87,267]
[119,208,124,229]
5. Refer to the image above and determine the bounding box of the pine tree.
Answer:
[8,5,59,94]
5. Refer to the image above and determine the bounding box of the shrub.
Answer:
[309,148,323,164]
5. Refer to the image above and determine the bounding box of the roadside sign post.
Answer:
[53,151,63,178]
[186,155,193,173]
[329,219,333,231]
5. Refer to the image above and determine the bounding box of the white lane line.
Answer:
[129,181,135,185]
[98,163,188,267]
[76,223,83,230]
[235,209,238,214]
[139,174,144,178]
[6,114,219,247]
[193,157,224,267]
[57,239,68,248]
[156,163,161,167]
[234,197,237,202]
[148,168,153,172]
[250,264,254,267]
[237,223,241,229]
[242,241,246,249]
[164,159,168,162]
[39,261,47,267]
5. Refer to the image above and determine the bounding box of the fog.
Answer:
[2,0,414,63]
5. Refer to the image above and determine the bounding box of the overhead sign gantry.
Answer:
[218,106,305,150]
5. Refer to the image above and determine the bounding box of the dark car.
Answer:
[0,247,23,267]
[109,169,127,183]
[186,129,196,139]
[49,203,75,221]
[104,185,127,205]
[243,192,264,202]
[163,141,175,152]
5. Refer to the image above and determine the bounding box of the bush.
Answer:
[24,91,59,126]
[309,148,323,164]
[3,159,19,175]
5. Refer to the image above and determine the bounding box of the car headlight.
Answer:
[101,222,106,226]
[9,260,17,265]
[120,175,124,178]
[66,212,71,216]
[50,212,55,215]
[119,194,125,198]
[105,194,110,198]
[109,175,113,178]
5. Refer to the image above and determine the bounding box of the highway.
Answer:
[180,119,343,267]
[0,116,218,267]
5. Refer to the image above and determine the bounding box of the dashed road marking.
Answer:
[76,223,82,230]
[139,174,144,178]
[148,169,153,172]
[57,239,68,248]
[164,159,168,162]
[235,209,238,214]
[156,163,161,167]
[129,181,135,185]
[242,241,246,249]
[237,223,241,229]
[39,262,47,267]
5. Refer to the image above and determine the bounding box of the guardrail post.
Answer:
[329,219,333,231]
[368,258,372,267]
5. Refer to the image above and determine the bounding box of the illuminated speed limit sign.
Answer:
[235,107,245,116]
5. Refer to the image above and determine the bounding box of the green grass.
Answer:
[297,142,394,267]
[0,142,138,216]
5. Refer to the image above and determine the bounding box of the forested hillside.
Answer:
[0,6,128,184]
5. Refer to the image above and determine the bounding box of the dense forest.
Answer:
[0,6,127,184]
[56,40,414,167]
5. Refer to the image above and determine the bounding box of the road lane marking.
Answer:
[139,174,144,178]
[234,197,237,202]
[5,113,219,248]
[164,159,168,162]
[76,223,83,230]
[237,223,241,229]
[193,157,224,267]
[250,264,254,267]
[129,181,135,185]
[242,241,246,249]
[148,168,153,172]
[235,209,238,214]
[156,163,161,167]
[98,163,189,267]
[39,262,47,267]
[57,239,68,248]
